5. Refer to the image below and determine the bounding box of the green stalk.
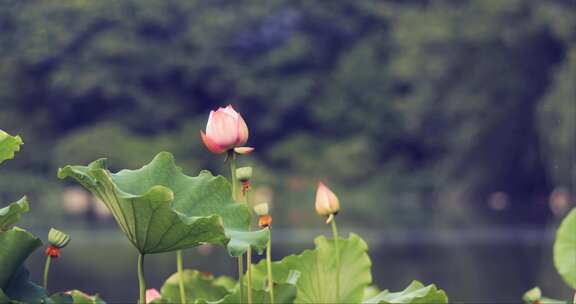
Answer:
[177,250,187,304]
[266,232,274,304]
[331,217,341,303]
[42,256,52,290]
[229,151,244,304]
[238,255,244,303]
[245,186,254,304]
[138,253,146,304]
[247,245,253,304]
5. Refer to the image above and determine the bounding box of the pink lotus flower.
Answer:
[315,182,340,216]
[200,105,252,154]
[145,289,161,303]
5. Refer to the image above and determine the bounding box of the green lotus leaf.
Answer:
[251,233,372,303]
[363,281,448,304]
[57,152,269,255]
[0,227,42,289]
[159,270,230,303]
[2,267,49,304]
[47,290,106,304]
[197,283,297,304]
[364,286,382,301]
[0,130,23,165]
[0,197,29,231]
[213,276,237,293]
[554,208,576,289]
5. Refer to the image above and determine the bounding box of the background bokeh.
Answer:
[1,0,575,302]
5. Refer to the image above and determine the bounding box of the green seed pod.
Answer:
[236,167,253,181]
[253,203,269,216]
[522,287,541,303]
[48,228,71,249]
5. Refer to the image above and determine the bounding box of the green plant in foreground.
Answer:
[1,115,455,304]
[140,106,449,304]
[58,152,269,303]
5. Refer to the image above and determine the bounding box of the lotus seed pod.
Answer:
[253,203,269,216]
[236,167,253,181]
[48,228,71,249]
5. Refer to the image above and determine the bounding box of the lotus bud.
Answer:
[254,203,269,216]
[200,105,252,154]
[315,182,340,217]
[146,289,161,304]
[236,167,253,182]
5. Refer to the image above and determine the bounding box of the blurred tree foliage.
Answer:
[0,0,574,229]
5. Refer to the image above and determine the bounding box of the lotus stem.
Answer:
[42,256,52,290]
[238,255,244,303]
[138,253,146,304]
[266,231,274,304]
[244,183,254,304]
[331,217,341,303]
[177,250,187,304]
[247,248,253,304]
[229,151,244,304]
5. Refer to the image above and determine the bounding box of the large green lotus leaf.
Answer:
[160,270,230,303]
[0,228,42,289]
[554,208,576,289]
[0,130,23,165]
[363,281,448,304]
[58,152,268,255]
[0,197,29,231]
[252,233,372,303]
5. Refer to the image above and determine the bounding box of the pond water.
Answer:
[24,228,573,303]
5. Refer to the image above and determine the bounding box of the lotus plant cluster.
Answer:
[0,106,574,304]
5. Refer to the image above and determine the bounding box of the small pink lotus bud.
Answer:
[200,105,250,154]
[315,182,340,217]
[145,289,161,303]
